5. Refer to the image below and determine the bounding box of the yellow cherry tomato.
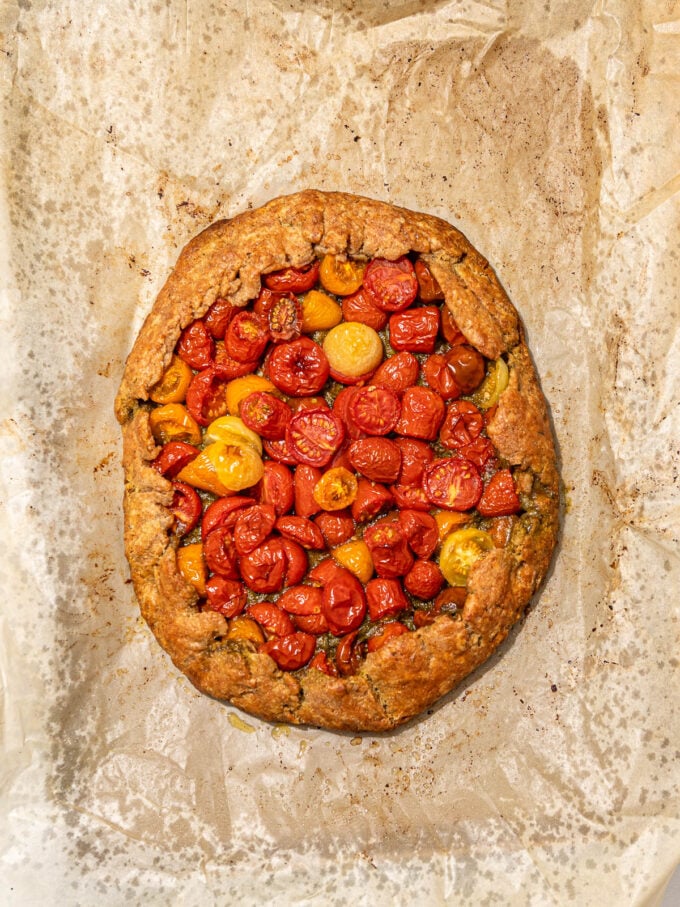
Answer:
[204,415,263,455]
[433,509,472,543]
[439,528,495,586]
[149,403,202,445]
[225,375,278,416]
[313,467,358,511]
[300,289,343,332]
[319,254,366,296]
[175,447,234,497]
[472,358,510,410]
[176,543,207,596]
[205,441,265,492]
[323,322,384,378]
[227,616,265,645]
[332,538,374,584]
[149,355,193,404]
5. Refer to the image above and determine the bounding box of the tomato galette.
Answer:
[115,190,559,732]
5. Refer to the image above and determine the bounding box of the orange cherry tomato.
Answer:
[176,320,215,370]
[365,577,409,621]
[331,538,374,584]
[395,386,446,441]
[424,459,483,511]
[477,469,521,517]
[366,622,409,652]
[313,467,358,511]
[149,403,202,446]
[176,543,207,596]
[414,259,444,301]
[150,355,194,404]
[264,260,320,294]
[260,632,316,671]
[227,616,265,645]
[319,254,366,296]
[300,289,343,332]
[363,257,418,312]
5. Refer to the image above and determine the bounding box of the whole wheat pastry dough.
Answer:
[115,190,559,732]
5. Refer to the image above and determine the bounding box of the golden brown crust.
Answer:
[115,190,560,732]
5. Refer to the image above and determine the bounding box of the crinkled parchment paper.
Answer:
[1,1,679,904]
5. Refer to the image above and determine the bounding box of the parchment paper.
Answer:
[1,1,679,904]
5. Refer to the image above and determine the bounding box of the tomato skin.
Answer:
[240,538,288,593]
[371,351,420,393]
[363,257,418,312]
[204,576,247,617]
[414,259,445,301]
[398,510,439,558]
[171,482,202,536]
[404,560,445,599]
[395,438,434,485]
[341,288,389,331]
[260,631,316,671]
[267,293,302,342]
[287,409,345,467]
[363,519,414,579]
[201,496,256,537]
[349,386,401,436]
[239,392,292,440]
[390,483,432,512]
[445,345,486,394]
[388,306,440,353]
[213,346,260,380]
[204,297,236,339]
[203,526,240,579]
[423,353,462,401]
[314,509,355,547]
[267,338,330,396]
[477,469,521,517]
[332,386,365,441]
[367,621,409,652]
[335,631,361,676]
[440,308,467,345]
[281,538,308,586]
[424,458,483,511]
[177,320,215,370]
[224,311,269,363]
[348,437,402,484]
[264,260,320,294]
[395,386,446,440]
[152,441,199,478]
[234,504,277,555]
[306,558,348,587]
[365,577,409,621]
[351,478,394,523]
[289,395,330,414]
[255,461,294,516]
[458,436,496,470]
[322,570,367,636]
[185,368,229,426]
[277,584,324,616]
[276,515,326,550]
[294,464,323,517]
[440,401,484,450]
[248,602,295,638]
[292,612,330,635]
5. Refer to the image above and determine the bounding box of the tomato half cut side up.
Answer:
[349,386,401,436]
[170,482,202,537]
[424,458,483,511]
[287,409,345,467]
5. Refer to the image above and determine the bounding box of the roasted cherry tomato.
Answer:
[440,308,467,345]
[281,538,308,586]
[472,357,510,410]
[263,435,299,465]
[335,631,361,676]
[294,464,323,517]
[248,602,295,638]
[458,436,496,470]
[329,441,354,472]
[264,260,320,294]
[371,351,420,393]
[204,297,236,339]
[445,345,486,394]
[322,569,367,636]
[267,337,330,396]
[277,584,324,616]
[289,395,330,414]
[201,496,256,537]
[433,509,471,542]
[395,437,434,485]
[176,320,215,370]
[173,448,230,497]
[348,437,402,484]
[331,538,374,584]
[240,538,288,593]
[307,557,349,587]
[267,293,302,342]
[260,631,316,671]
[363,519,414,579]
[152,440,199,477]
[423,353,462,401]
[439,527,494,585]
[204,576,247,617]
[300,290,343,332]
[395,386,446,440]
[234,503,277,555]
[292,612,330,635]
[477,468,521,517]
[276,515,326,549]
[323,322,384,381]
[224,311,269,363]
[312,467,358,511]
[185,368,229,426]
[199,441,264,492]
[332,386,365,441]
[365,577,409,621]
[255,461,294,516]
[149,403,202,446]
[204,414,262,455]
[314,509,355,547]
[414,259,445,301]
[487,514,517,548]
[319,254,366,296]
[367,622,409,652]
[239,391,292,440]
[424,458,483,511]
[363,256,418,312]
[226,616,265,645]
[404,560,445,599]
[203,526,239,579]
[341,288,389,330]
[391,482,432,512]
[398,509,439,558]
[287,409,345,467]
[349,386,401,436]
[388,306,440,353]
[351,478,394,523]
[170,481,202,537]
[440,401,484,450]
[309,651,337,674]
[150,355,193,404]
[176,543,206,596]
[213,346,260,380]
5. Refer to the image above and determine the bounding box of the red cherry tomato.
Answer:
[252,286,278,317]
[348,437,402,484]
[260,631,316,671]
[424,458,483,511]
[288,395,330,414]
[363,257,418,312]
[267,338,330,396]
[185,368,229,426]
[176,320,215,370]
[322,570,367,636]
[313,509,355,547]
[281,538,308,586]
[307,558,348,587]
[395,386,446,440]
[263,435,299,465]
[341,288,389,330]
[367,622,409,652]
[309,651,337,675]
[371,351,420,393]
[388,306,440,353]
[170,482,202,537]
[263,260,320,293]
[335,631,361,676]
[294,464,323,518]
[440,307,467,345]
[267,293,302,342]
[395,437,434,485]
[292,612,330,635]
[328,366,378,386]
[204,576,247,617]
[445,345,486,394]
[234,504,277,555]
[404,560,445,600]
[203,526,239,578]
[423,353,462,401]
[414,259,444,301]
[365,577,409,621]
[255,461,294,515]
[477,469,521,517]
[440,401,484,449]
[240,538,288,593]
[349,386,401,436]
[458,436,496,470]
[239,391,292,440]
[213,346,260,380]
[287,409,345,467]
[275,515,326,550]
[329,441,354,472]
[390,482,433,512]
[398,510,439,558]
[225,311,269,363]
[277,585,323,616]
[248,602,295,638]
[201,496,256,537]
[152,441,199,478]
[363,519,414,579]
[351,478,394,523]
[204,297,236,339]
[332,386,365,441]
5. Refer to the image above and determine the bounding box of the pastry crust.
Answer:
[115,190,559,732]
